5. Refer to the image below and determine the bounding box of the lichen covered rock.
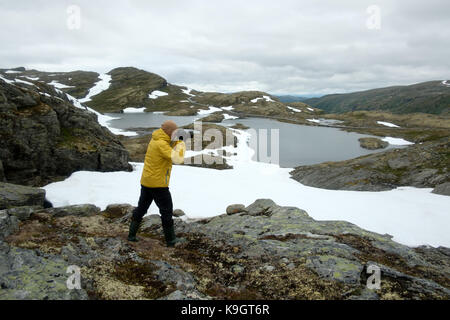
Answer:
[1,199,449,300]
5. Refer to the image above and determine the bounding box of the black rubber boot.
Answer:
[128,219,141,242]
[163,224,185,247]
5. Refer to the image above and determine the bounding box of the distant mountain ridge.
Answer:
[275,95,323,103]
[304,81,450,115]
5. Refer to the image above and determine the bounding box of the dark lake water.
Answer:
[106,113,400,168]
[223,117,400,167]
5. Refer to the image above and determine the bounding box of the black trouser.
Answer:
[132,186,174,228]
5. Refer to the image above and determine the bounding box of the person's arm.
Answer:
[158,140,186,164]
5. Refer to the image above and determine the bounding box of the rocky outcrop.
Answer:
[86,67,169,113]
[358,137,388,150]
[432,182,450,196]
[183,154,233,170]
[0,183,45,240]
[231,123,250,130]
[0,182,45,209]
[2,199,448,300]
[290,137,449,193]
[0,77,131,186]
[200,112,225,123]
[226,204,247,215]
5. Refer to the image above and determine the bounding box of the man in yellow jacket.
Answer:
[128,120,186,246]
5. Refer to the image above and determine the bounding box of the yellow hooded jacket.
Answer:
[140,128,185,188]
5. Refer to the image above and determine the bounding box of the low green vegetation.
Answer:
[305,81,450,115]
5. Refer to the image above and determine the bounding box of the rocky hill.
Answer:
[0,67,100,99]
[305,81,450,115]
[86,67,168,113]
[1,185,449,300]
[0,72,131,187]
[0,67,321,120]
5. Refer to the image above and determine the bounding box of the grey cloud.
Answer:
[0,0,448,95]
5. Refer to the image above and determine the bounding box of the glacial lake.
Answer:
[106,113,401,168]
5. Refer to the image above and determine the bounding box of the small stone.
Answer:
[47,204,100,217]
[173,209,185,217]
[245,199,277,216]
[280,258,290,264]
[286,263,296,270]
[231,264,245,274]
[261,265,275,272]
[141,215,162,231]
[226,204,246,215]
[103,204,134,219]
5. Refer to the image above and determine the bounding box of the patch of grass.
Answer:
[57,127,97,152]
[113,260,176,299]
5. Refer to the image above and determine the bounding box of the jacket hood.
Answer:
[152,128,171,142]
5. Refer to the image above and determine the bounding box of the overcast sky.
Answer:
[0,0,449,95]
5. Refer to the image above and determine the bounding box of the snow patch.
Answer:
[14,79,36,87]
[63,92,137,137]
[197,106,222,115]
[377,121,400,128]
[223,113,239,120]
[441,80,450,87]
[79,74,112,103]
[22,76,39,81]
[5,70,22,74]
[287,106,302,113]
[382,137,414,146]
[251,96,275,103]
[0,75,37,87]
[48,80,75,89]
[182,88,195,97]
[221,106,234,111]
[123,107,146,113]
[0,75,16,84]
[307,119,320,123]
[149,90,168,99]
[307,107,314,112]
